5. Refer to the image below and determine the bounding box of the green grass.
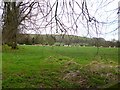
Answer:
[2,45,119,88]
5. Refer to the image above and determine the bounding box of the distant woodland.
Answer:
[16,34,120,47]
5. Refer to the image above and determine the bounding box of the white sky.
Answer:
[0,0,119,41]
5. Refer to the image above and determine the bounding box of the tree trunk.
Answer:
[2,2,19,49]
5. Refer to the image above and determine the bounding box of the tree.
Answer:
[2,0,39,49]
[1,0,118,49]
[2,2,19,49]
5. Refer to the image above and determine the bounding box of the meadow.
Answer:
[2,45,119,88]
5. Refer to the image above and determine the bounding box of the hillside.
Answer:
[17,34,119,47]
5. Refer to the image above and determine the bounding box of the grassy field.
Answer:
[2,45,119,88]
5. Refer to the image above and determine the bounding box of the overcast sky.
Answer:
[26,0,119,41]
[0,0,119,41]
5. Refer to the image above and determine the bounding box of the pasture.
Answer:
[2,45,119,88]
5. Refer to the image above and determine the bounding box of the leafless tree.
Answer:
[2,0,40,48]
[0,0,119,49]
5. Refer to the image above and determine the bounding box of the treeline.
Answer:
[17,34,120,47]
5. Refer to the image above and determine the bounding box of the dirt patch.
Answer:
[62,60,119,88]
[63,70,88,87]
[62,60,88,87]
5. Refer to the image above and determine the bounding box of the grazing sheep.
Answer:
[109,46,111,48]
